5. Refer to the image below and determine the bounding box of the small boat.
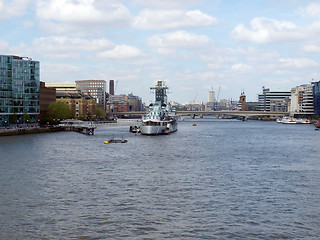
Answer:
[192,123,197,126]
[281,117,297,124]
[296,118,311,124]
[104,139,127,144]
[279,117,311,124]
[129,125,140,133]
[314,120,320,128]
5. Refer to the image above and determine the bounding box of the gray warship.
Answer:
[140,81,177,135]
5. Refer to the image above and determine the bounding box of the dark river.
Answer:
[1,118,320,239]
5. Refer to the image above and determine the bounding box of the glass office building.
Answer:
[313,81,320,116]
[0,55,40,127]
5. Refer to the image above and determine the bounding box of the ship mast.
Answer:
[150,80,168,106]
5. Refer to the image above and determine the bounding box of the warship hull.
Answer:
[140,121,177,135]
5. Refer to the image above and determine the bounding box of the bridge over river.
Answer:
[113,110,289,121]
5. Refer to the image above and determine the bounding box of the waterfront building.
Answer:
[0,55,40,127]
[257,87,291,111]
[127,93,143,111]
[56,92,96,119]
[76,80,107,111]
[313,81,320,116]
[39,82,56,122]
[45,82,77,93]
[216,99,231,110]
[290,83,314,116]
[270,98,290,112]
[246,102,259,111]
[107,94,130,113]
[185,103,205,111]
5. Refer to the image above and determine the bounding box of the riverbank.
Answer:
[0,126,63,137]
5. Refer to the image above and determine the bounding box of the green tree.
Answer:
[22,113,31,123]
[9,113,18,124]
[96,108,106,120]
[46,101,73,124]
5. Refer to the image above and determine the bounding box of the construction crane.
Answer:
[214,86,221,111]
[193,92,198,104]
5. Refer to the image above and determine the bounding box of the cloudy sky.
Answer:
[1,0,320,104]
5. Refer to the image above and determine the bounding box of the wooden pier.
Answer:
[59,120,97,135]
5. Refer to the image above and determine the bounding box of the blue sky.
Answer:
[1,0,320,104]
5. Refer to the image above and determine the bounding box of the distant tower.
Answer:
[109,80,114,95]
[208,90,215,103]
[239,91,247,111]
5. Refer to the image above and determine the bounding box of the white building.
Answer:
[258,87,291,111]
[290,83,314,116]
[208,90,215,103]
[206,90,215,110]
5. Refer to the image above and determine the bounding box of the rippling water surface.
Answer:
[1,118,320,239]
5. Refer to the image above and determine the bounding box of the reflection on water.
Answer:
[1,118,320,239]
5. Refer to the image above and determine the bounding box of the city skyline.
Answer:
[1,0,320,103]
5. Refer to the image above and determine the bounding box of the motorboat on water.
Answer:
[296,118,311,124]
[104,138,127,144]
[282,117,297,124]
[140,81,177,135]
[277,117,311,124]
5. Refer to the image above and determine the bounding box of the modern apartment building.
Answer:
[0,55,40,127]
[257,87,291,111]
[76,80,107,111]
[290,83,314,116]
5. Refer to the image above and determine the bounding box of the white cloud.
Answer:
[97,45,143,59]
[36,0,131,34]
[298,2,320,17]
[133,9,217,30]
[303,44,320,53]
[0,0,30,19]
[135,0,201,9]
[279,58,318,68]
[0,41,32,57]
[32,36,114,60]
[41,63,83,82]
[23,20,34,28]
[148,30,211,49]
[33,36,113,52]
[231,63,252,72]
[231,17,304,43]
[0,39,9,51]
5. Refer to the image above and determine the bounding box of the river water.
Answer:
[1,118,320,239]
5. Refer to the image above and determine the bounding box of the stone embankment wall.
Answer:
[0,127,63,137]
